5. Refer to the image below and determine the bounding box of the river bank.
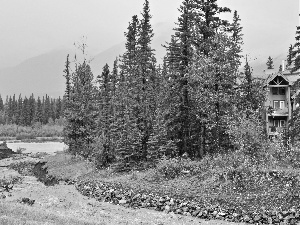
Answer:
[0,154,232,225]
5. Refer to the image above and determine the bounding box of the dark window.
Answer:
[272,87,278,95]
[279,87,285,95]
[274,120,280,127]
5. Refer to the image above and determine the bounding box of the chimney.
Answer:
[282,60,285,72]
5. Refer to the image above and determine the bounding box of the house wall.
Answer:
[265,87,287,108]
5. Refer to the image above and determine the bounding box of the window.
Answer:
[274,100,285,109]
[280,101,285,109]
[274,101,280,109]
[279,87,285,95]
[274,120,286,127]
[274,120,280,127]
[272,87,278,95]
[272,87,286,95]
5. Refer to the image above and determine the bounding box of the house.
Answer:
[264,65,300,137]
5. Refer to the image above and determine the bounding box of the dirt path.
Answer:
[0,159,242,225]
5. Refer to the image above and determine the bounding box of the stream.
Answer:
[6,142,66,154]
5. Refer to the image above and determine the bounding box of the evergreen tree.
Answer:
[35,97,43,123]
[0,95,4,111]
[63,57,97,157]
[16,95,23,125]
[164,0,232,156]
[63,54,71,100]
[292,26,300,72]
[266,56,274,69]
[287,44,293,68]
[55,97,62,119]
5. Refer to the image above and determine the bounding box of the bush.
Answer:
[155,156,202,179]
[16,133,36,140]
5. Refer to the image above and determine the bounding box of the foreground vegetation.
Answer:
[16,141,295,224]
[0,124,63,141]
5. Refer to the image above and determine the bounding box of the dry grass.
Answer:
[0,202,104,225]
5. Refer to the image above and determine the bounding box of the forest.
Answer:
[62,0,284,170]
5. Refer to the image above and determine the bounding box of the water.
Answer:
[6,142,67,154]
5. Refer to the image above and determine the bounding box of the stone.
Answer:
[169,198,175,206]
[254,214,262,222]
[175,209,183,214]
[192,210,201,217]
[212,211,218,217]
[243,215,251,222]
[0,194,6,199]
[164,205,171,213]
[119,199,127,204]
[182,207,189,212]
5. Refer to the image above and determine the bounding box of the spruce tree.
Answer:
[0,95,4,111]
[164,0,232,156]
[35,97,43,123]
[63,58,97,157]
[266,56,274,69]
[292,26,300,72]
[287,44,293,68]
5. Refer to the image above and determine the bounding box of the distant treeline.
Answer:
[0,94,64,126]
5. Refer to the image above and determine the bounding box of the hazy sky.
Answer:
[0,0,299,68]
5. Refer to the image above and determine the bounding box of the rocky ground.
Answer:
[0,155,239,225]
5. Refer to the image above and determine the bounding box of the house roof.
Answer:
[264,69,300,86]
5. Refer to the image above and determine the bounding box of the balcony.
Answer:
[268,126,287,136]
[268,107,288,116]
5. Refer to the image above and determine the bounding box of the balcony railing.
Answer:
[268,126,287,135]
[269,107,288,115]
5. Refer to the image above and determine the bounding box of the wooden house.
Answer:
[264,65,300,137]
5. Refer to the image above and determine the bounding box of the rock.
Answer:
[119,199,127,204]
[164,205,171,213]
[192,210,201,217]
[183,212,191,216]
[243,215,251,222]
[132,194,140,201]
[175,209,183,214]
[218,212,227,216]
[232,213,239,218]
[182,207,189,212]
[212,211,218,217]
[253,214,262,222]
[268,217,273,224]
[21,197,35,206]
[169,198,175,206]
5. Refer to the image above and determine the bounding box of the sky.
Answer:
[0,0,299,69]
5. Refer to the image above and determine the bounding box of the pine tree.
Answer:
[292,26,300,72]
[63,57,97,157]
[135,0,157,160]
[0,95,4,111]
[164,0,232,157]
[55,96,62,119]
[35,97,43,123]
[266,56,274,69]
[64,54,71,100]
[287,44,293,68]
[16,95,23,125]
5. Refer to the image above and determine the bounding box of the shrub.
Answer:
[16,133,36,140]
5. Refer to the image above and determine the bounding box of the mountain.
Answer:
[0,20,289,98]
[0,49,72,98]
[0,22,175,98]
